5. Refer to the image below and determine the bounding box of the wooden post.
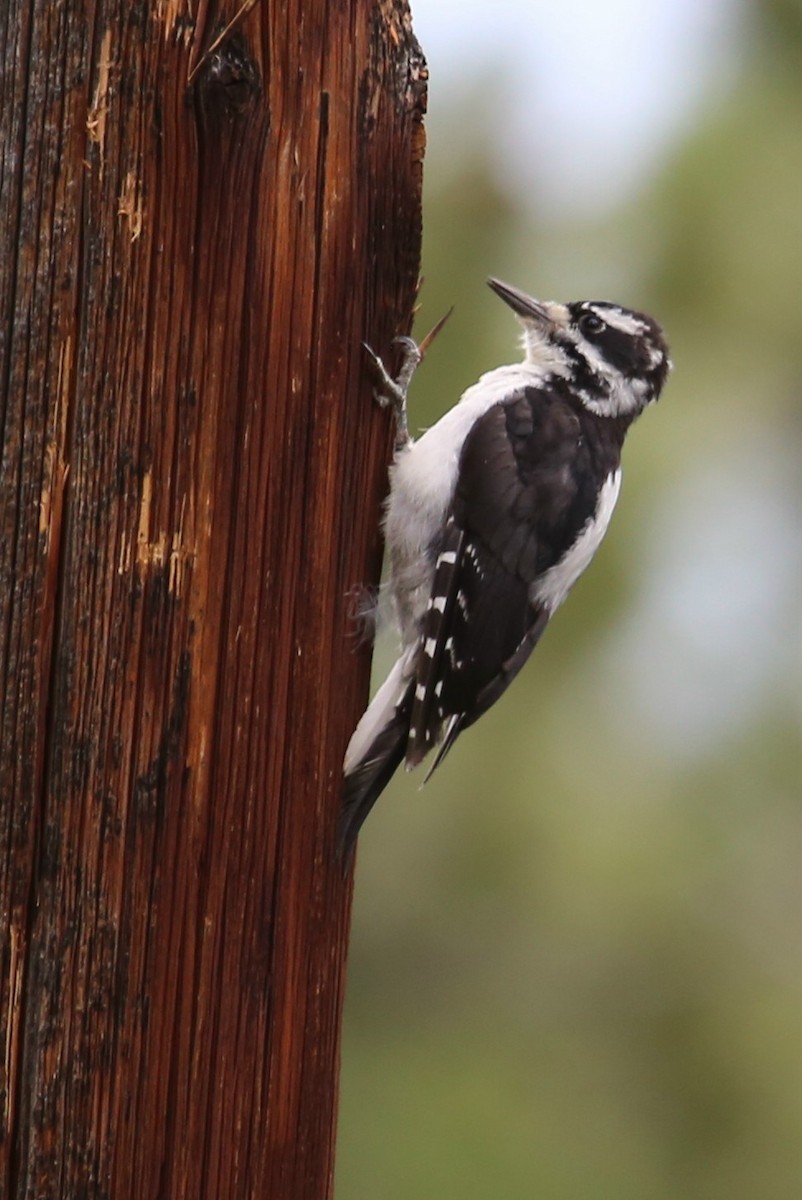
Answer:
[0,2,425,1196]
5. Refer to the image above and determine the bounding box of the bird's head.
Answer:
[488,277,671,420]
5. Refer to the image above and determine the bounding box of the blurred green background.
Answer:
[337,1,802,1196]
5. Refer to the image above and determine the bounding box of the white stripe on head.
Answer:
[588,304,648,338]
[572,339,646,418]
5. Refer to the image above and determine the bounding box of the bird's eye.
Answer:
[579,312,605,336]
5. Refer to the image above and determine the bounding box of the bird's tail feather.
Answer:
[339,652,415,864]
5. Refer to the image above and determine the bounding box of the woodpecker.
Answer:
[340,278,671,859]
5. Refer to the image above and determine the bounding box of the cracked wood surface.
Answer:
[0,2,425,1196]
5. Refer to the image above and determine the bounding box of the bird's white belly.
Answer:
[383,364,547,644]
[385,364,546,570]
[533,468,622,612]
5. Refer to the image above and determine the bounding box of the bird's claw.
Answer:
[362,339,420,451]
[362,309,452,453]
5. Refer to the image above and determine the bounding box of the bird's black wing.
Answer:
[406,386,603,771]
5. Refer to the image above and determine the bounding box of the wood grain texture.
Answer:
[0,1,425,1196]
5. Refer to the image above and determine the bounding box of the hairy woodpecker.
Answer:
[340,278,671,859]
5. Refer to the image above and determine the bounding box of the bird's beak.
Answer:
[487,278,552,325]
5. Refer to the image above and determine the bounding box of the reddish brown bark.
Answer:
[0,2,425,1196]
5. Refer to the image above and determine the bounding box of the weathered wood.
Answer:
[0,2,425,1196]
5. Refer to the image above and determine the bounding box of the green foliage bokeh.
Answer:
[338,4,802,1196]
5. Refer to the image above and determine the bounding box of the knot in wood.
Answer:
[198,33,261,116]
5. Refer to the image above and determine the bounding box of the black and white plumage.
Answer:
[340,278,671,859]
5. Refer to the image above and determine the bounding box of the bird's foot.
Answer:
[362,336,421,452]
